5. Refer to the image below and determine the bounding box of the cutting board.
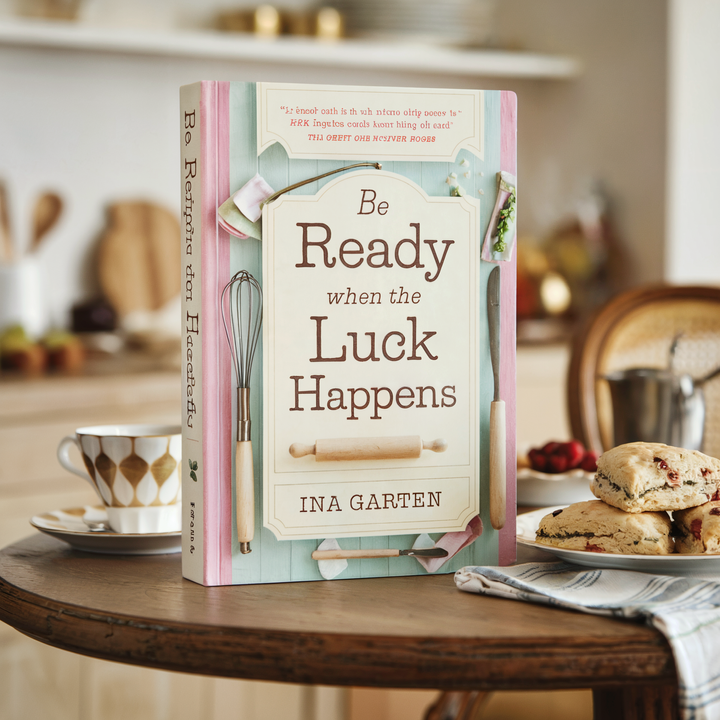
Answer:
[98,201,180,317]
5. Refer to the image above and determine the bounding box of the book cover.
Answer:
[180,80,517,586]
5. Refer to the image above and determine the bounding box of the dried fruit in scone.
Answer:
[673,502,720,554]
[591,442,720,513]
[535,499,674,555]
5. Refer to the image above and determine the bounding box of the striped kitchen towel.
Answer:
[455,562,720,720]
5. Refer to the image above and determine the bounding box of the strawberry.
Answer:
[541,441,561,455]
[528,448,548,472]
[558,440,586,468]
[546,453,569,474]
[580,451,598,473]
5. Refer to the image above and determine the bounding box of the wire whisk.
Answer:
[222,270,263,391]
[221,269,263,554]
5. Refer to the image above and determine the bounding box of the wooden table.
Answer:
[0,534,678,720]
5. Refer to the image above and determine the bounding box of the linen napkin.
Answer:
[455,561,720,720]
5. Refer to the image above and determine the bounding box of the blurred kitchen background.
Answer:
[0,1,718,719]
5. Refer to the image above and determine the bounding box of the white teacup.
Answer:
[57,424,182,534]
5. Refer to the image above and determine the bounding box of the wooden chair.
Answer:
[567,284,720,456]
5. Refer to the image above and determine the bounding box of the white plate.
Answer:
[517,468,595,506]
[517,507,720,576]
[31,506,181,555]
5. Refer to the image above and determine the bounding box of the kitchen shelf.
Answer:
[0,17,581,79]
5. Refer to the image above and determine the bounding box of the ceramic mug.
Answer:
[57,424,182,533]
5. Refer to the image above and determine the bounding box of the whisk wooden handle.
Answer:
[236,440,254,553]
[489,400,506,530]
[289,435,448,462]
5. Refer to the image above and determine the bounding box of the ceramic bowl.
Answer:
[517,467,595,507]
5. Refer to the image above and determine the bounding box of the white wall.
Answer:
[666,0,720,284]
[494,0,668,285]
[2,0,710,334]
[1,44,467,331]
[0,38,532,332]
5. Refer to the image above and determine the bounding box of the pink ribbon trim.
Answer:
[217,215,248,239]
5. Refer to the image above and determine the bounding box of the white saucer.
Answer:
[30,506,182,555]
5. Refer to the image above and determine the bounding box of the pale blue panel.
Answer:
[291,539,322,581]
[454,149,477,199]
[288,158,319,196]
[258,142,289,203]
[256,138,295,583]
[392,161,421,188]
[258,525,293,583]
[420,160,451,202]
[315,158,347,192]
[229,82,257,192]
[228,83,264,584]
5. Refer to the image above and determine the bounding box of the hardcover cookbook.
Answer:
[180,81,517,586]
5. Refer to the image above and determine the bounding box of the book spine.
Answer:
[180,82,205,584]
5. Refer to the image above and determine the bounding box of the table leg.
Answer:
[593,685,679,720]
[423,691,489,720]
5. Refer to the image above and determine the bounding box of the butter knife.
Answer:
[311,547,448,560]
[487,265,506,530]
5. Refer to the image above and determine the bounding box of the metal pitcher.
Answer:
[603,366,717,451]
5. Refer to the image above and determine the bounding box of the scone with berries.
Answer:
[591,442,720,513]
[535,500,674,555]
[673,501,720,554]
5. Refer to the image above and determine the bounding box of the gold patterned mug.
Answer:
[57,424,182,533]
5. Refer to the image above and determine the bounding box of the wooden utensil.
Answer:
[487,266,506,530]
[289,435,448,462]
[97,201,180,317]
[31,192,62,252]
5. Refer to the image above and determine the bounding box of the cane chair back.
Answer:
[567,285,720,457]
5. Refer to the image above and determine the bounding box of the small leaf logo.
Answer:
[188,458,199,482]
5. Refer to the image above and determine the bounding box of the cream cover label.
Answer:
[263,170,481,539]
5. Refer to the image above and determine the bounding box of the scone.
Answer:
[535,499,673,555]
[673,502,720,554]
[591,442,720,513]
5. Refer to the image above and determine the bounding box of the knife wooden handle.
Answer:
[489,400,506,530]
[312,548,401,560]
[290,435,448,462]
[236,440,254,553]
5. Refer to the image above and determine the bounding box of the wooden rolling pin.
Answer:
[289,435,448,462]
